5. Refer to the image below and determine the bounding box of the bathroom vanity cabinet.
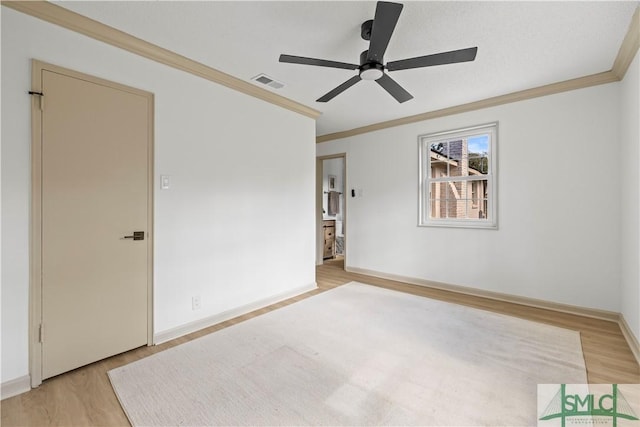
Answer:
[323,219,336,259]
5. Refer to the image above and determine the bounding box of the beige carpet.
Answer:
[109,282,587,426]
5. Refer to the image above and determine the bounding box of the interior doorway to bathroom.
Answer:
[317,154,346,268]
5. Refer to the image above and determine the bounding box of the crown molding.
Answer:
[1,1,321,120]
[317,5,640,144]
[613,6,640,80]
[316,71,618,143]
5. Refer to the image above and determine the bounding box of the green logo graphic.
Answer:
[539,384,638,427]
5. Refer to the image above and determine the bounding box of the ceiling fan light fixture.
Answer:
[360,68,384,81]
[359,62,385,81]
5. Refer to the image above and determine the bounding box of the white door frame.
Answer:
[316,153,347,267]
[29,60,155,387]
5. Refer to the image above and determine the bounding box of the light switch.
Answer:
[161,175,170,190]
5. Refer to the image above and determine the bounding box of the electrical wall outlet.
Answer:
[192,295,201,310]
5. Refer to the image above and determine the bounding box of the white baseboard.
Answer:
[1,375,31,400]
[346,266,620,323]
[619,314,640,366]
[154,282,318,344]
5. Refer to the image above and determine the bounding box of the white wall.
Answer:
[1,8,316,384]
[620,52,640,341]
[318,83,622,313]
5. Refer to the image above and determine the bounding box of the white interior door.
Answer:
[39,65,152,379]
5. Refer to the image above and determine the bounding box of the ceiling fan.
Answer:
[279,1,478,103]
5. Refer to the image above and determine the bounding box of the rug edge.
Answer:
[107,370,137,427]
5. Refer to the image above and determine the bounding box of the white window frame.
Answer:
[418,122,498,229]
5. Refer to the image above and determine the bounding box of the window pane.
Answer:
[467,134,489,175]
[430,141,448,178]
[429,180,488,220]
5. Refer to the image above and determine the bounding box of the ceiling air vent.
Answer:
[251,74,285,89]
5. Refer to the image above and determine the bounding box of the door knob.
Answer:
[124,231,145,241]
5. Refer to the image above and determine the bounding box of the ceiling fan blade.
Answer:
[317,75,362,102]
[367,2,403,63]
[386,47,478,72]
[376,73,413,103]
[279,54,359,70]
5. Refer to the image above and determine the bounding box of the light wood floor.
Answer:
[3,261,639,426]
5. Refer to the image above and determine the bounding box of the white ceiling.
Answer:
[57,1,638,137]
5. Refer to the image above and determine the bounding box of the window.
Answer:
[419,122,497,228]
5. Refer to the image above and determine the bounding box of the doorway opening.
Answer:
[317,154,346,269]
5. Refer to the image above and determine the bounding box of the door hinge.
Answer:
[28,91,44,111]
[39,323,44,343]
